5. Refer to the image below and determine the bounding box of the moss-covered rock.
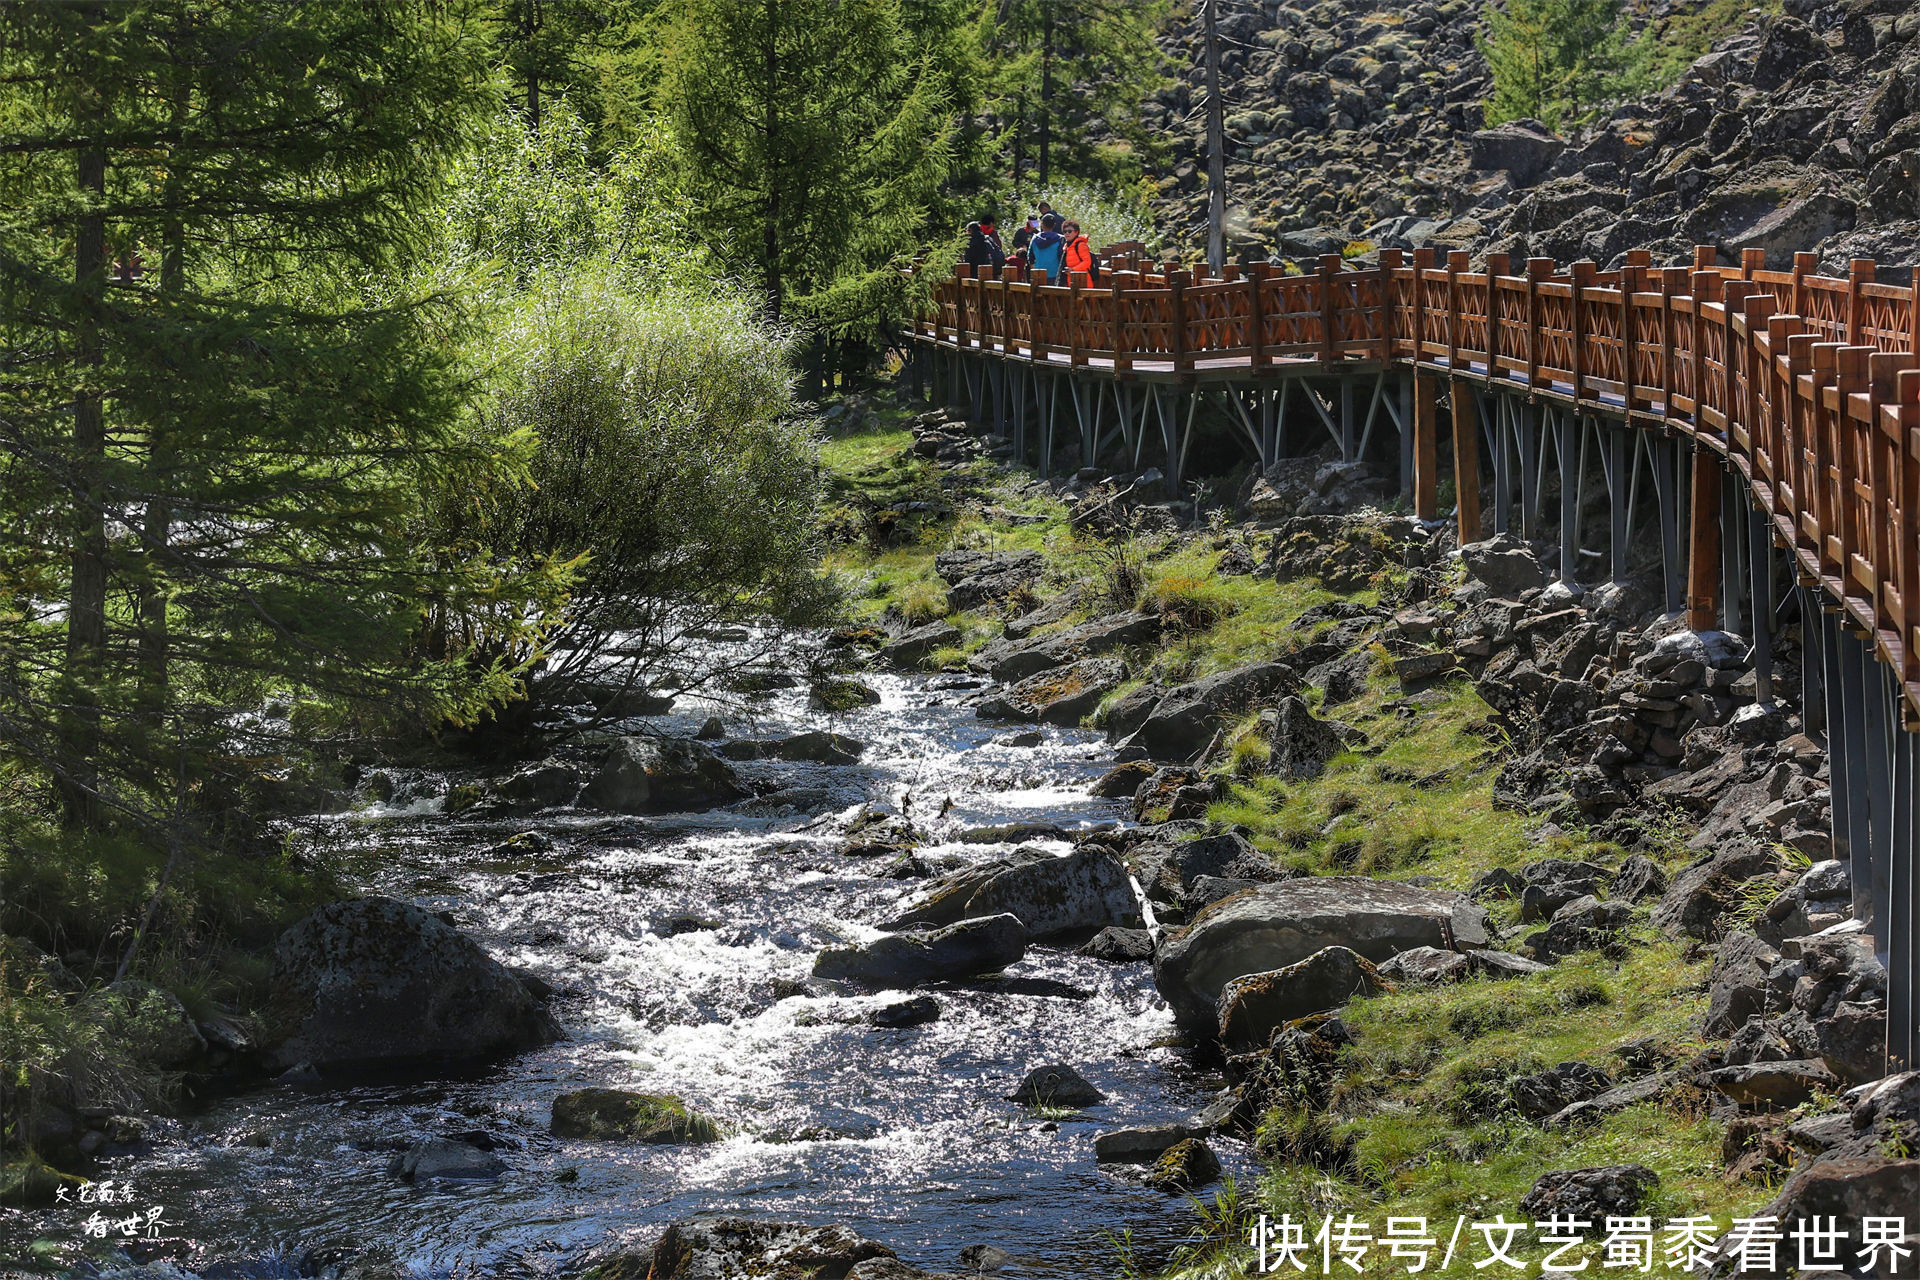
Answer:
[549,1088,722,1144]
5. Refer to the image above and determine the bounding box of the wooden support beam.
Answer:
[1414,372,1439,521]
[1451,376,1482,543]
[1688,445,1722,631]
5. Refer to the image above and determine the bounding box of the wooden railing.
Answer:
[913,246,1920,727]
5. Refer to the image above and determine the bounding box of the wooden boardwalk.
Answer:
[909,242,1920,1070]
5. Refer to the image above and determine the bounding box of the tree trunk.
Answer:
[64,135,108,830]
[763,0,781,317]
[1038,9,1054,188]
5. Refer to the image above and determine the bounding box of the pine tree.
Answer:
[984,0,1170,188]
[1483,0,1629,130]
[0,1,547,835]
[657,0,960,320]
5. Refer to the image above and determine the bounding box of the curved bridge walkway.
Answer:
[906,243,1920,1072]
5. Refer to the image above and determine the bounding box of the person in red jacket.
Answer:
[1061,220,1098,282]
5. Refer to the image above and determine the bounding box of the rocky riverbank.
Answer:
[1134,0,1920,273]
[827,389,1916,1270]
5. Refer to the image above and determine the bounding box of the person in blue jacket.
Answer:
[1028,213,1065,283]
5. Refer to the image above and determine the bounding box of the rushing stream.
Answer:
[8,661,1249,1279]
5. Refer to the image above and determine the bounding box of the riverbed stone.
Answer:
[1081,926,1155,962]
[581,736,747,813]
[809,677,882,712]
[550,1088,721,1143]
[1094,1126,1204,1163]
[868,995,941,1028]
[1154,876,1489,1029]
[265,896,559,1073]
[1215,946,1385,1051]
[980,657,1129,726]
[879,621,961,668]
[768,730,866,765]
[813,914,1027,988]
[387,1137,507,1182]
[1144,1137,1220,1192]
[639,1218,907,1280]
[884,845,1139,939]
[1007,1063,1105,1107]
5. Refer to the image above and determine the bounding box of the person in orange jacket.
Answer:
[1060,220,1098,282]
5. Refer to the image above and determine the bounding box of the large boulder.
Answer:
[979,657,1128,726]
[1519,1165,1659,1219]
[1704,933,1784,1038]
[581,737,747,814]
[936,549,1044,612]
[1216,946,1385,1051]
[1652,842,1781,939]
[1128,661,1297,760]
[1154,876,1489,1029]
[1459,535,1544,595]
[266,897,558,1072]
[387,1137,507,1182]
[1259,696,1348,778]
[1468,121,1564,185]
[973,612,1161,683]
[813,914,1027,989]
[878,620,961,668]
[885,845,1139,939]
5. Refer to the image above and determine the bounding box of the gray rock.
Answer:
[645,1219,907,1280]
[267,897,558,1072]
[1519,1164,1659,1219]
[1512,1062,1614,1119]
[1080,926,1155,962]
[1545,1070,1681,1127]
[879,621,962,668]
[1377,946,1471,984]
[766,730,866,765]
[974,612,1160,682]
[581,736,747,814]
[1459,535,1545,595]
[885,845,1139,939]
[1700,1059,1837,1108]
[1216,946,1385,1051]
[1468,121,1565,185]
[1704,932,1783,1037]
[1153,875,1488,1028]
[1653,842,1780,938]
[1145,1137,1221,1192]
[1094,1126,1203,1163]
[813,914,1027,988]
[1467,949,1553,979]
[387,1137,506,1182]
[1611,854,1668,902]
[982,657,1129,726]
[1007,1063,1105,1108]
[550,1089,721,1143]
[868,995,941,1028]
[490,762,583,812]
[1260,695,1348,778]
[1130,661,1298,760]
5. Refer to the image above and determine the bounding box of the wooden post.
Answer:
[1742,248,1765,281]
[1687,445,1722,631]
[1621,256,1640,414]
[1319,254,1341,363]
[1570,260,1596,404]
[1835,345,1872,598]
[1412,246,1435,364]
[1248,262,1269,369]
[1112,271,1132,374]
[1451,376,1482,542]
[1446,250,1466,371]
[1791,251,1816,324]
[1807,338,1840,575]
[1379,247,1403,361]
[1414,371,1439,521]
[1068,269,1084,367]
[1868,352,1908,631]
[1847,258,1874,346]
[1525,257,1552,393]
[1169,267,1190,375]
[1898,369,1920,691]
[1692,244,1717,274]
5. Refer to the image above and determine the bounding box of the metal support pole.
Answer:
[1606,426,1630,582]
[1339,376,1356,462]
[1653,435,1684,616]
[1748,509,1774,703]
[1888,723,1916,1071]
[1557,408,1578,585]
[1721,471,1745,636]
[1398,374,1415,497]
[1492,395,1512,535]
[1516,402,1541,540]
